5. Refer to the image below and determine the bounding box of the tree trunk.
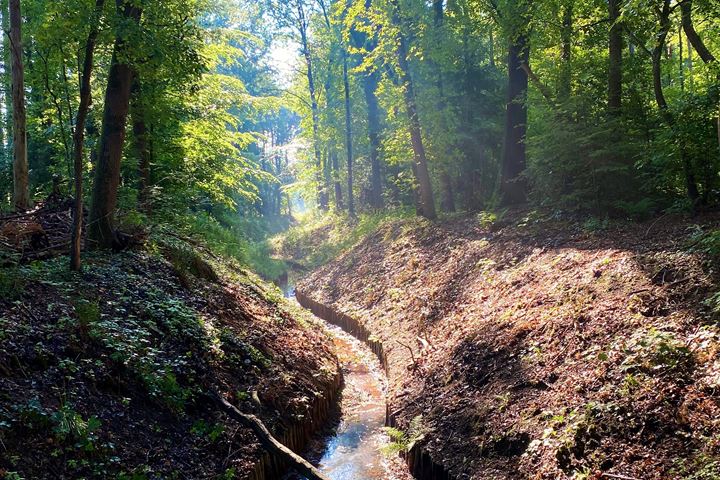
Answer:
[342,51,355,218]
[391,0,436,220]
[131,77,151,212]
[298,5,327,211]
[559,2,573,101]
[680,0,719,166]
[9,0,28,211]
[608,0,623,113]
[433,0,455,213]
[363,69,383,210]
[653,0,699,205]
[440,171,455,213]
[2,0,10,163]
[88,0,141,249]
[70,0,105,271]
[500,34,530,206]
[330,144,344,210]
[353,0,383,210]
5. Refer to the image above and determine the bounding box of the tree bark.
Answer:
[88,0,141,249]
[559,1,573,101]
[2,0,10,163]
[433,0,455,213]
[363,69,383,210]
[131,77,151,212]
[353,0,383,210]
[608,0,623,113]
[70,0,105,271]
[210,391,330,480]
[342,51,355,218]
[9,0,28,211]
[298,4,328,211]
[680,0,719,164]
[500,34,530,206]
[652,0,699,205]
[390,0,436,220]
[330,144,344,210]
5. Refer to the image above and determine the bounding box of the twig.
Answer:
[396,339,416,364]
[602,474,642,480]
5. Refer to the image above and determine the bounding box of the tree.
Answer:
[70,0,105,270]
[498,0,532,206]
[88,0,142,249]
[9,0,28,211]
[608,0,622,113]
[389,0,436,219]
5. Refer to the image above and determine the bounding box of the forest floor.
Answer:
[0,214,339,479]
[295,210,720,480]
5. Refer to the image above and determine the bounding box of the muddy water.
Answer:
[283,283,408,480]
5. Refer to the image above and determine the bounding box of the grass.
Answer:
[274,207,415,269]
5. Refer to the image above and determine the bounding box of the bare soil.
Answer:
[299,211,720,479]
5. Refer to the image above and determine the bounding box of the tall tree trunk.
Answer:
[298,5,327,211]
[608,0,623,113]
[500,34,530,206]
[433,0,456,213]
[2,0,10,164]
[330,143,344,210]
[70,0,105,271]
[559,1,573,101]
[653,0,699,205]
[88,0,141,249]
[9,0,28,211]
[680,0,719,163]
[363,69,383,210]
[342,51,355,218]
[390,0,436,220]
[131,77,151,212]
[353,0,383,210]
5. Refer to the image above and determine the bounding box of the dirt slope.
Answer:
[299,212,720,479]
[0,245,338,479]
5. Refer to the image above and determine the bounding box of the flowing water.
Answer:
[282,283,408,480]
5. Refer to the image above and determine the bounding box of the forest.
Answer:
[0,0,720,479]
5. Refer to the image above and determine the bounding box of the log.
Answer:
[209,391,330,480]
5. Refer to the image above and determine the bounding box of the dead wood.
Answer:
[209,391,330,480]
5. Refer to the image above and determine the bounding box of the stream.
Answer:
[281,284,409,480]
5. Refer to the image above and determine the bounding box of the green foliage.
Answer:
[0,268,25,301]
[51,403,102,452]
[381,415,426,456]
[620,328,694,377]
[672,454,720,480]
[277,208,414,268]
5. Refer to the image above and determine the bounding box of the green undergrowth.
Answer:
[274,208,416,269]
[0,235,311,478]
[149,209,290,282]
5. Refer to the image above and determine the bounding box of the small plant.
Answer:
[672,453,720,480]
[381,415,426,456]
[0,267,24,300]
[621,328,693,376]
[51,403,102,452]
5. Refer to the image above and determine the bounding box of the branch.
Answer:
[210,391,330,480]
[520,63,555,105]
[623,25,653,57]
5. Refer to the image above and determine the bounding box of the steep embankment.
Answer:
[298,213,720,479]
[0,240,339,479]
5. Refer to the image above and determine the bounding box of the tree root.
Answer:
[210,391,330,480]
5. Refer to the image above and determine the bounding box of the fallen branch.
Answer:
[602,473,642,480]
[209,391,330,480]
[397,339,417,364]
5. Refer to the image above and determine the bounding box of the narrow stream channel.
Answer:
[281,284,410,480]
